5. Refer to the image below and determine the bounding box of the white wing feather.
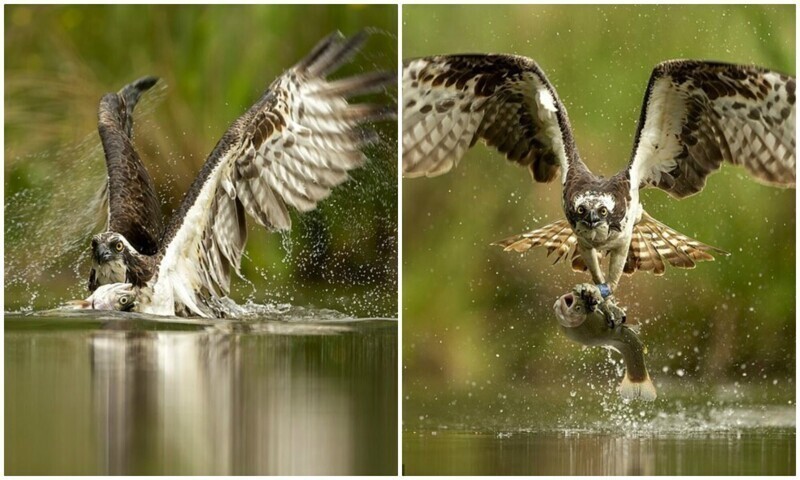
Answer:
[148,32,394,317]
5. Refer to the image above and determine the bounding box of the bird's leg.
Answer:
[597,248,628,328]
[581,247,606,285]
[599,298,627,328]
[606,247,628,293]
[579,247,626,327]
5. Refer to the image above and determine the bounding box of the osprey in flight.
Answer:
[403,55,795,295]
[87,31,395,317]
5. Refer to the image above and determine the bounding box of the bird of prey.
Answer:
[86,31,395,317]
[403,55,795,297]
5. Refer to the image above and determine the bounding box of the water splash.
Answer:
[5,134,107,308]
[5,81,171,311]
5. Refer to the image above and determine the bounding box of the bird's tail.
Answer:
[618,371,657,401]
[624,212,729,276]
[494,213,729,276]
[492,219,582,267]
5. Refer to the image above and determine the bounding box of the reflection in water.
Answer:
[6,317,397,475]
[404,429,795,475]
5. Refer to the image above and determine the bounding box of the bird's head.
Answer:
[569,192,615,235]
[91,232,131,264]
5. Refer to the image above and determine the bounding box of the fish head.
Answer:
[553,291,590,328]
[87,283,137,311]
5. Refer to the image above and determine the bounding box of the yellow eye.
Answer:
[575,305,582,312]
[115,242,124,252]
[600,207,608,217]
[577,206,585,215]
[119,296,129,305]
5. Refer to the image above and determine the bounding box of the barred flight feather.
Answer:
[150,31,395,317]
[403,55,576,182]
[493,213,728,278]
[629,61,795,197]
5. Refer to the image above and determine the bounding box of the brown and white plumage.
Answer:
[495,213,726,276]
[404,55,795,291]
[94,31,396,317]
[403,54,576,182]
[628,60,796,196]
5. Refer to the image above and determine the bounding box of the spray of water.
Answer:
[5,82,169,311]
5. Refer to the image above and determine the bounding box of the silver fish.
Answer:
[64,283,137,312]
[554,284,656,401]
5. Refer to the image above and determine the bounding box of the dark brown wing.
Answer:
[628,60,795,198]
[98,76,162,255]
[403,54,579,182]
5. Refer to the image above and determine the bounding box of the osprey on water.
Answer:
[87,31,395,317]
[403,55,795,299]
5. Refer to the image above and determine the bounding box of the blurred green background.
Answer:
[403,5,795,413]
[5,5,397,318]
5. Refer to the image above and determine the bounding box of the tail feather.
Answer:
[625,212,728,276]
[492,220,579,261]
[618,372,657,401]
[494,212,727,278]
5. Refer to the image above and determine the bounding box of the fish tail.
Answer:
[618,371,657,401]
[63,299,91,310]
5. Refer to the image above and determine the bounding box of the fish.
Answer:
[554,283,657,401]
[63,283,137,312]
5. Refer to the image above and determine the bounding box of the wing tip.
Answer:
[297,30,370,78]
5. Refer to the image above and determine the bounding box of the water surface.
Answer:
[404,378,795,475]
[6,308,397,475]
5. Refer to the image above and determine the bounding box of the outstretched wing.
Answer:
[403,54,578,182]
[628,60,795,198]
[98,76,163,255]
[154,31,395,317]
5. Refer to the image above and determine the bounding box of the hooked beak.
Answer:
[94,245,112,263]
[582,211,602,228]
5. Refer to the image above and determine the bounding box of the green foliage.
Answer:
[403,4,795,395]
[5,5,398,317]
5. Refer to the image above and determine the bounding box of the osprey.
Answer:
[86,31,395,317]
[403,55,795,297]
